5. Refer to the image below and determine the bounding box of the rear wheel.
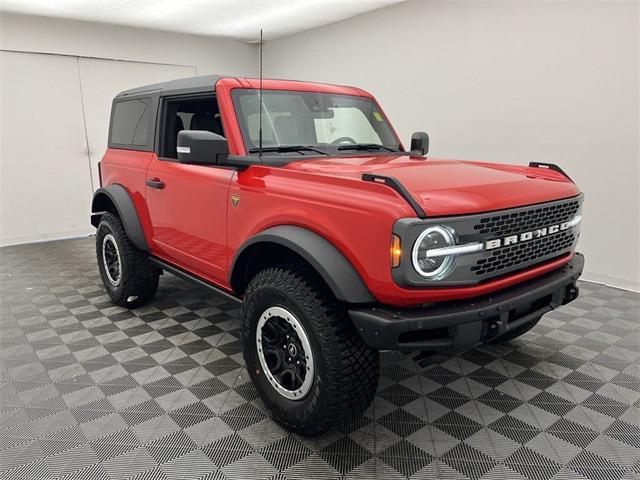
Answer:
[96,213,159,308]
[240,264,379,436]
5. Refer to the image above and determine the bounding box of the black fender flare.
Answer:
[91,184,148,251]
[230,225,375,304]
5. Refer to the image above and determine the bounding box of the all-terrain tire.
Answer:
[240,264,379,436]
[96,212,159,308]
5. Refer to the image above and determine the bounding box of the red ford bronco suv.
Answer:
[91,75,584,435]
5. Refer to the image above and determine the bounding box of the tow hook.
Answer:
[413,350,439,368]
[563,284,579,304]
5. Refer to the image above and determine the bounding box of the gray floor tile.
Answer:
[1,237,638,479]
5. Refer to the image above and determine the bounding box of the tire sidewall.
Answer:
[242,284,329,425]
[96,218,127,299]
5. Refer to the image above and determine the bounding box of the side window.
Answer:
[159,95,223,159]
[110,98,151,147]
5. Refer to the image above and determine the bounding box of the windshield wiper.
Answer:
[249,145,328,155]
[337,143,398,152]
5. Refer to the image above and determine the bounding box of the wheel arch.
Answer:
[230,225,375,304]
[91,184,148,251]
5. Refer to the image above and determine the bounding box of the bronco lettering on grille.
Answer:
[485,217,580,250]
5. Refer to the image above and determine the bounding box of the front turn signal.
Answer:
[391,234,402,268]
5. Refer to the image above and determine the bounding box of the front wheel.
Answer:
[240,264,379,436]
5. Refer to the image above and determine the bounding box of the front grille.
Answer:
[393,194,583,287]
[473,200,581,237]
[471,230,575,276]
[469,197,581,278]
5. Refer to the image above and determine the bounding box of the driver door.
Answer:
[145,94,233,284]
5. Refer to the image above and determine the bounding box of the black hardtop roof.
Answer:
[114,74,361,100]
[115,74,223,98]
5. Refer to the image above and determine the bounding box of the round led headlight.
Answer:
[411,225,456,280]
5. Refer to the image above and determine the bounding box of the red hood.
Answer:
[285,155,581,216]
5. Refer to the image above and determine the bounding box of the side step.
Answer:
[148,256,242,304]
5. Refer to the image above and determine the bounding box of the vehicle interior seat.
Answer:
[167,115,184,156]
[273,116,299,145]
[174,115,184,137]
[190,112,223,136]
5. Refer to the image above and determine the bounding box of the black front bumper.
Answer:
[349,253,584,352]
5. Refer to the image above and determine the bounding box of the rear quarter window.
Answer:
[110,98,151,148]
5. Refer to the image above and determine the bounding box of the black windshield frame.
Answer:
[231,88,403,156]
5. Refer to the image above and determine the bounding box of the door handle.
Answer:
[146,178,165,189]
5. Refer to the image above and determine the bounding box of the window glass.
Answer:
[314,108,381,144]
[232,89,399,154]
[110,98,150,146]
[159,96,222,159]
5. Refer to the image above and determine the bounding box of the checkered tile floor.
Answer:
[1,238,639,480]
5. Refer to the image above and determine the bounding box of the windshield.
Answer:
[231,89,401,155]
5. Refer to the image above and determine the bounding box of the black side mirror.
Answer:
[177,130,229,165]
[410,132,429,156]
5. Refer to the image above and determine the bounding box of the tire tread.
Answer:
[96,213,159,308]
[240,263,379,435]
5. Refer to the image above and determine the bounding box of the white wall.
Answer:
[0,13,256,246]
[263,0,639,291]
[0,52,94,244]
[1,5,638,291]
[0,12,257,75]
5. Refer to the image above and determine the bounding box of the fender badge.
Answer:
[231,194,241,208]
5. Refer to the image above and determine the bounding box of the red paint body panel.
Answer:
[285,156,580,216]
[100,76,582,307]
[145,154,234,284]
[228,165,412,297]
[225,161,578,306]
[100,148,154,238]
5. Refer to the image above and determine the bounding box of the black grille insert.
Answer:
[473,200,580,237]
[471,231,575,276]
[468,197,581,278]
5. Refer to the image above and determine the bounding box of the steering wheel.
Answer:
[331,136,357,145]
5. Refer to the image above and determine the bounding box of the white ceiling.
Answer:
[0,0,405,42]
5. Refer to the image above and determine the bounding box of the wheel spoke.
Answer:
[102,234,121,286]
[291,366,304,386]
[275,368,298,390]
[256,307,315,400]
[264,347,284,373]
[273,369,290,388]
[262,321,285,344]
